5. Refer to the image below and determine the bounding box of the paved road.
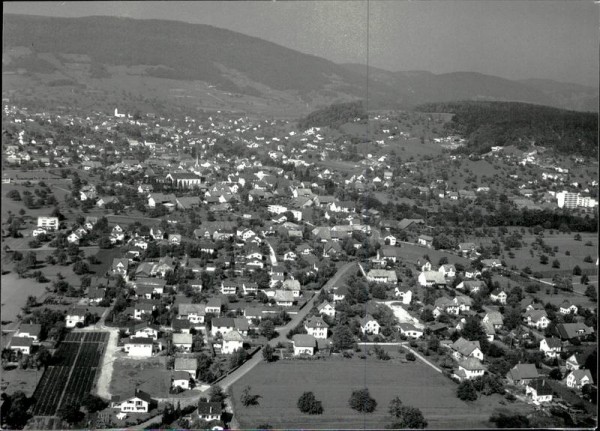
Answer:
[135,262,357,429]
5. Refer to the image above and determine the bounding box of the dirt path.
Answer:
[91,324,120,399]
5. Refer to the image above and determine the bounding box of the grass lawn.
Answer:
[0,272,51,322]
[490,232,597,275]
[229,358,533,429]
[394,243,472,267]
[109,356,172,398]
[0,367,43,397]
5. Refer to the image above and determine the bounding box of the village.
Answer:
[1,101,597,429]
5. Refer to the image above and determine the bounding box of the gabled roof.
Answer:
[112,388,154,404]
[212,317,235,328]
[174,357,198,371]
[459,357,486,371]
[527,378,553,395]
[173,333,193,345]
[556,323,594,339]
[274,290,295,302]
[360,314,379,326]
[223,330,244,342]
[10,336,33,347]
[197,401,222,416]
[304,316,329,329]
[124,337,154,345]
[179,303,206,315]
[292,334,317,348]
[507,363,539,381]
[18,323,42,337]
[567,369,593,383]
[542,337,562,349]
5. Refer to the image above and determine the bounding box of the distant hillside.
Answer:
[343,64,599,113]
[417,101,598,156]
[2,14,598,114]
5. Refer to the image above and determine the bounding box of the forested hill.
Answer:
[417,101,598,156]
[298,101,367,130]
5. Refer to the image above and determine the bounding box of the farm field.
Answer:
[30,332,108,416]
[229,358,534,429]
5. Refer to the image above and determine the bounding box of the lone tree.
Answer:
[457,380,478,401]
[297,391,324,415]
[241,386,261,407]
[387,396,428,429]
[262,344,275,362]
[349,388,377,413]
[208,385,227,405]
[332,325,355,351]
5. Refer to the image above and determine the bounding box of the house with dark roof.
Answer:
[197,401,222,422]
[525,378,553,404]
[506,363,539,385]
[111,389,156,413]
[9,336,34,355]
[16,323,42,342]
[554,323,594,340]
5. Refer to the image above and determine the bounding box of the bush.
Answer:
[349,388,377,413]
[405,352,416,361]
[489,412,529,428]
[297,392,323,415]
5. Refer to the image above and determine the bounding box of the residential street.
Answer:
[136,261,357,428]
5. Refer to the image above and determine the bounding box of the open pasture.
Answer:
[230,358,533,429]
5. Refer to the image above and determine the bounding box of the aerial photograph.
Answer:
[0,1,597,430]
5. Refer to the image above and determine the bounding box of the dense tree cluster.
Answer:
[417,101,598,156]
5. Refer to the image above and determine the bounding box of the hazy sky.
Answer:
[4,1,599,87]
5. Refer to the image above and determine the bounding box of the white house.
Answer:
[565,369,593,390]
[418,271,446,287]
[123,337,154,357]
[360,315,380,335]
[456,357,486,380]
[65,308,86,328]
[292,334,316,356]
[559,301,578,315]
[197,402,222,422]
[9,337,33,355]
[37,216,59,231]
[111,389,155,413]
[304,316,329,339]
[438,264,456,278]
[174,357,198,380]
[173,333,193,352]
[525,379,553,404]
[539,338,562,359]
[317,301,336,318]
[394,287,412,305]
[398,323,423,339]
[171,371,190,390]
[221,330,244,354]
[178,303,206,326]
[489,289,507,305]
